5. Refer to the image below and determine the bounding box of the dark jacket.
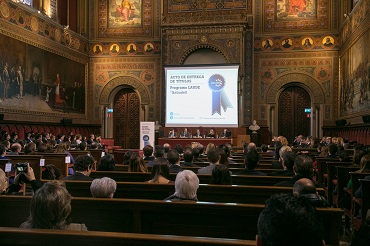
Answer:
[62,172,93,181]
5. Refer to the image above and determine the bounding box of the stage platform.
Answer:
[158,138,232,148]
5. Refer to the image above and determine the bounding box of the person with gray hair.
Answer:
[90,177,117,198]
[165,170,199,201]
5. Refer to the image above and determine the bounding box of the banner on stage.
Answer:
[140,122,155,149]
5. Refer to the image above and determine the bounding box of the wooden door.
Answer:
[113,88,140,149]
[278,86,311,144]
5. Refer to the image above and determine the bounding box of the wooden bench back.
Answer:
[61,180,318,204]
[89,171,291,186]
[0,227,254,246]
[35,153,69,178]
[0,196,342,245]
[4,155,42,180]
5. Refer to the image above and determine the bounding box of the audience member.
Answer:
[181,147,198,167]
[97,155,115,171]
[20,181,87,230]
[143,145,154,161]
[257,193,324,246]
[167,149,183,173]
[163,143,171,158]
[128,153,148,172]
[147,158,172,184]
[293,178,328,207]
[147,145,165,167]
[8,143,21,155]
[270,151,296,176]
[6,163,42,194]
[275,155,315,187]
[197,149,220,174]
[238,149,266,175]
[210,164,232,185]
[217,148,230,167]
[63,155,94,180]
[0,144,7,159]
[90,177,116,198]
[165,170,199,201]
[122,150,133,165]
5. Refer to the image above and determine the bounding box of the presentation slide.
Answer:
[165,64,239,128]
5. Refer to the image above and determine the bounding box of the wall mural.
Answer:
[108,0,142,27]
[0,33,85,115]
[340,29,370,116]
[276,0,317,20]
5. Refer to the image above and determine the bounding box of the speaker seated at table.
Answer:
[179,128,191,138]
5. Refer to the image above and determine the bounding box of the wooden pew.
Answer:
[0,227,254,246]
[0,196,343,245]
[335,166,359,208]
[61,180,319,204]
[316,158,339,185]
[4,155,42,180]
[35,153,69,178]
[89,171,291,186]
[89,149,104,165]
[69,150,90,162]
[358,179,370,223]
[325,161,353,206]
[350,172,370,230]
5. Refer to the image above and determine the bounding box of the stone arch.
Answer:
[265,73,325,104]
[99,76,150,105]
[178,44,232,64]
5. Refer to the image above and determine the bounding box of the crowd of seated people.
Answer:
[166,128,231,139]
[2,130,369,245]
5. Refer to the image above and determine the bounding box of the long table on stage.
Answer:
[158,138,232,147]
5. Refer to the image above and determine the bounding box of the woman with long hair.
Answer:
[147,158,172,184]
[128,153,148,172]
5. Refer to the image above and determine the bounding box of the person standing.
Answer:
[2,63,10,100]
[55,74,62,104]
[17,66,23,99]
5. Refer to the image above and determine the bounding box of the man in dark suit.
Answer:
[63,155,94,181]
[270,151,296,176]
[168,128,177,138]
[168,149,183,173]
[179,128,191,138]
[327,143,338,158]
[237,149,266,175]
[181,147,199,167]
[197,149,220,174]
[275,155,315,187]
[143,145,155,161]
[146,145,164,167]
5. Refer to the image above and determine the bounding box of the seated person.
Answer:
[210,164,232,185]
[293,178,328,207]
[257,193,324,246]
[181,147,199,167]
[63,155,94,181]
[192,128,203,138]
[5,163,43,194]
[275,155,315,187]
[207,129,216,138]
[147,158,172,184]
[143,145,154,161]
[97,155,115,171]
[165,170,199,201]
[128,153,148,172]
[168,128,177,138]
[168,149,183,173]
[90,177,116,198]
[179,128,191,138]
[237,149,266,176]
[220,129,230,138]
[197,149,220,175]
[20,181,87,230]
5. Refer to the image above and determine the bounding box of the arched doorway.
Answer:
[278,86,311,143]
[113,88,140,149]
